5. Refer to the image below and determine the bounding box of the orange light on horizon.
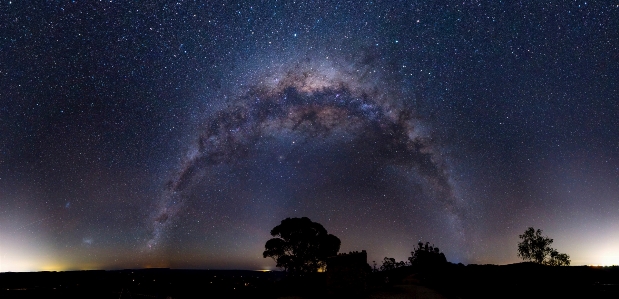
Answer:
[39,264,70,272]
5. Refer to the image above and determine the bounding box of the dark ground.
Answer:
[0,269,285,299]
[381,263,619,299]
[1,264,618,298]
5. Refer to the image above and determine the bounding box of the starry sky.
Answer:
[1,1,618,272]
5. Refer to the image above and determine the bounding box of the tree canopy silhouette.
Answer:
[263,217,341,273]
[517,227,570,266]
[408,241,447,267]
[379,257,406,271]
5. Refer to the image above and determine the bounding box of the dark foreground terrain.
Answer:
[379,263,619,299]
[0,269,286,299]
[1,264,618,298]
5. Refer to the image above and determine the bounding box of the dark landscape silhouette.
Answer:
[2,218,619,298]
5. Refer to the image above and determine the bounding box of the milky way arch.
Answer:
[146,61,460,249]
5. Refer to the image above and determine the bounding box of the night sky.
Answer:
[1,1,618,272]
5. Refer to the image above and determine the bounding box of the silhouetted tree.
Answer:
[379,257,406,271]
[548,249,571,266]
[517,227,570,266]
[408,241,447,267]
[263,217,341,273]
